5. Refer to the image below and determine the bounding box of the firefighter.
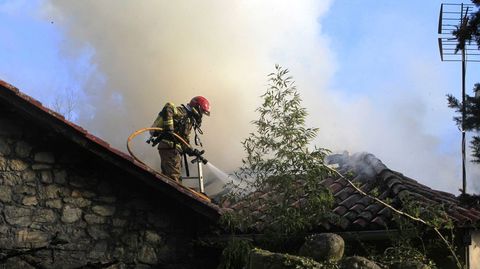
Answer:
[149,96,210,182]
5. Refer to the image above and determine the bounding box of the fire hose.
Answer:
[126,127,207,168]
[127,127,210,201]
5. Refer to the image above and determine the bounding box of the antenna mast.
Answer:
[438,3,480,195]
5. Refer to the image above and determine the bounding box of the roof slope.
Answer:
[0,79,221,221]
[227,152,480,232]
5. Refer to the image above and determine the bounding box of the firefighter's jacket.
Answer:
[150,102,194,152]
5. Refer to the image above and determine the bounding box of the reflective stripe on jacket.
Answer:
[151,103,193,152]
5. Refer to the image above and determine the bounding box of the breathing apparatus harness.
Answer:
[146,103,207,164]
[183,104,204,147]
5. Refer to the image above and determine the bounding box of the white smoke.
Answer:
[31,0,479,195]
[39,0,334,172]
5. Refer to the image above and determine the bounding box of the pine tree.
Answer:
[447,1,480,162]
[453,1,480,52]
[447,84,480,162]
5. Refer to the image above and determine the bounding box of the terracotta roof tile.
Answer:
[333,205,348,216]
[378,190,390,200]
[329,182,344,194]
[391,183,407,195]
[377,207,393,219]
[456,207,480,220]
[334,186,355,201]
[352,218,369,228]
[344,211,358,221]
[358,210,374,221]
[449,211,469,223]
[364,203,384,215]
[356,196,374,206]
[339,193,363,208]
[350,204,366,213]
[319,177,336,186]
[385,176,402,188]
[336,217,350,230]
[371,216,387,228]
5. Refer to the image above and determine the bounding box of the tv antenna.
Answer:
[438,3,480,195]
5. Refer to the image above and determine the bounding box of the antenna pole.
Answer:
[462,45,467,194]
[460,2,467,194]
[438,2,478,195]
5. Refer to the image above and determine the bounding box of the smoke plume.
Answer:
[41,0,334,175]
[37,1,478,194]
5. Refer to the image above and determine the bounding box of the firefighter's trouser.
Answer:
[158,141,181,182]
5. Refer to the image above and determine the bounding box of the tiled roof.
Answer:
[225,152,480,232]
[0,79,221,221]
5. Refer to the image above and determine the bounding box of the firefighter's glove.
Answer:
[185,148,204,158]
[185,147,195,157]
[192,156,208,165]
[193,149,205,157]
[188,148,208,164]
[146,136,160,147]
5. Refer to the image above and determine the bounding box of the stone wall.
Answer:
[0,107,213,268]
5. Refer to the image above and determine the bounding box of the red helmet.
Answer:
[189,96,210,116]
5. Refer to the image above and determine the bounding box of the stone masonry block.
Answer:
[16,229,49,248]
[84,214,106,225]
[53,169,67,184]
[33,209,57,223]
[145,230,162,244]
[3,172,23,186]
[41,185,70,199]
[21,196,38,206]
[32,164,52,170]
[112,218,127,227]
[8,159,29,171]
[13,185,36,196]
[46,199,63,209]
[138,245,158,265]
[0,186,12,202]
[0,157,7,170]
[61,206,82,223]
[34,152,55,164]
[15,141,32,158]
[4,206,33,227]
[92,205,116,216]
[21,169,36,182]
[87,225,109,240]
[64,197,91,208]
[0,137,11,156]
[41,170,53,183]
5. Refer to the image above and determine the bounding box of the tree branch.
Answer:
[326,166,463,269]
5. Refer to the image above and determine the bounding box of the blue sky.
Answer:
[321,1,480,194]
[322,1,477,154]
[1,0,479,194]
[322,1,467,145]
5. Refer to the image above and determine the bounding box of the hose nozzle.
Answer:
[190,149,208,164]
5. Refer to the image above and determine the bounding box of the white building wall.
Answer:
[470,230,480,269]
